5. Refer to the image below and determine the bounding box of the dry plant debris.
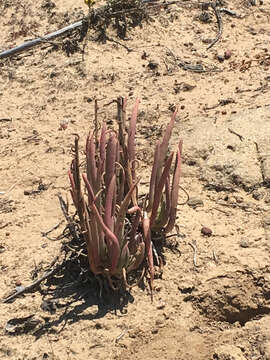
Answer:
[0,0,241,60]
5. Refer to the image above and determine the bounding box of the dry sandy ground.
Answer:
[1,0,270,359]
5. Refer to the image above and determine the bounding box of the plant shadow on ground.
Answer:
[32,254,136,339]
[31,225,173,339]
[31,210,182,340]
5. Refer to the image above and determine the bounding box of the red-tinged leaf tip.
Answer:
[153,176,171,231]
[159,109,177,166]
[86,134,97,191]
[150,152,174,227]
[171,144,182,210]
[165,141,182,234]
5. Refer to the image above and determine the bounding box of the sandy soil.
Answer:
[1,0,270,359]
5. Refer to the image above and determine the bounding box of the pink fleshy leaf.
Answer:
[165,140,182,234]
[159,109,177,166]
[105,133,117,194]
[148,141,161,212]
[86,134,97,193]
[143,214,154,288]
[115,178,140,244]
[150,152,174,227]
[104,175,116,232]
[96,123,107,191]
[155,109,177,190]
[83,173,120,273]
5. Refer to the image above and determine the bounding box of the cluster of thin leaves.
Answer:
[69,98,182,292]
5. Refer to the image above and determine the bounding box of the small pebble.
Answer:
[58,120,68,131]
[151,328,159,334]
[15,279,22,286]
[141,51,148,60]
[148,61,159,70]
[252,189,264,200]
[95,322,102,329]
[188,198,204,209]
[201,226,212,236]
[217,55,224,62]
[178,284,195,294]
[240,239,249,248]
[15,285,25,292]
[163,312,170,320]
[224,50,232,60]
[234,195,244,203]
[156,302,166,310]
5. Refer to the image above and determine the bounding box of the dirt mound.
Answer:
[184,266,270,325]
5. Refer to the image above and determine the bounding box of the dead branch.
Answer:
[207,3,223,50]
[0,20,84,60]
[0,0,203,60]
[228,128,244,141]
[2,259,63,303]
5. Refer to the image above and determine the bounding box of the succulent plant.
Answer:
[68,98,182,291]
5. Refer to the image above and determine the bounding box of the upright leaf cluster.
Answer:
[69,98,182,290]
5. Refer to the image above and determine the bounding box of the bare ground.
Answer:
[1,0,270,359]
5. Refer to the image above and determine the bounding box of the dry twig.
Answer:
[207,3,223,50]
[189,241,198,267]
[2,259,62,303]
